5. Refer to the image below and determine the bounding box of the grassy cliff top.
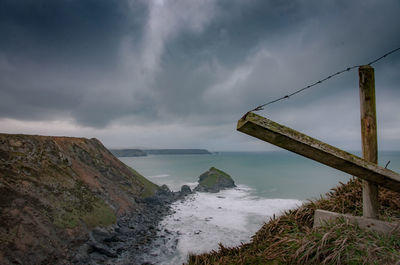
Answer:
[189,178,400,264]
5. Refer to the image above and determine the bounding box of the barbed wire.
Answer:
[250,46,400,112]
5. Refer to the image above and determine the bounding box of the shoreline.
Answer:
[127,188,302,265]
[71,188,191,265]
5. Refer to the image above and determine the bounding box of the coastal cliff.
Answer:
[0,133,160,264]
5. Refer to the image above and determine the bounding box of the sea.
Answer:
[119,151,400,264]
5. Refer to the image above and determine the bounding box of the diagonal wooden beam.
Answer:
[237,112,400,192]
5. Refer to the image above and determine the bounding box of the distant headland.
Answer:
[110,148,211,157]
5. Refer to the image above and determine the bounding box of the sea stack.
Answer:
[194,167,236,193]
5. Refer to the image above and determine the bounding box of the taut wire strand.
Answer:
[250,46,400,112]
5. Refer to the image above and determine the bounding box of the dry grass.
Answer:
[188,178,400,265]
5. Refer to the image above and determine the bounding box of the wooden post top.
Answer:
[237,112,400,192]
[359,65,373,69]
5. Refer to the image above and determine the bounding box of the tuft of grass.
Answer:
[188,178,400,264]
[295,218,400,264]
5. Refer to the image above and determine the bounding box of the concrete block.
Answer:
[313,209,400,235]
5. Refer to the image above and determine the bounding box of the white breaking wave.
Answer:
[145,185,302,264]
[148,174,170,178]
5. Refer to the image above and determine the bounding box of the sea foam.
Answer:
[148,174,170,178]
[144,185,302,264]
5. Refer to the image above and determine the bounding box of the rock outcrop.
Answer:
[194,167,236,193]
[0,133,163,265]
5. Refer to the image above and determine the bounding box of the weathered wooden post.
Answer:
[237,62,400,232]
[359,65,379,219]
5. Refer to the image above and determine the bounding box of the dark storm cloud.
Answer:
[0,0,150,126]
[0,0,146,66]
[1,0,400,149]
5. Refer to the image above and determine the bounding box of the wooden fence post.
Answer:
[359,65,379,219]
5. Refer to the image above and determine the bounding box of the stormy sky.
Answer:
[1,0,400,151]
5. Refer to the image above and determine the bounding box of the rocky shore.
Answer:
[73,185,192,265]
[71,167,236,265]
[74,167,237,264]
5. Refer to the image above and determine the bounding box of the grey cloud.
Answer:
[0,0,400,150]
[0,0,150,126]
[0,0,146,66]
[151,0,400,122]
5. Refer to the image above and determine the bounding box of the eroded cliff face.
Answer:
[0,133,159,265]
